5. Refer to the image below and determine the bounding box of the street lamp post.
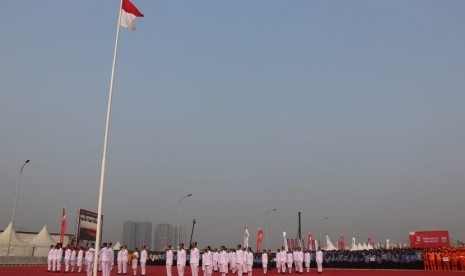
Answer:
[7,160,30,256]
[177,193,192,245]
[265,208,277,250]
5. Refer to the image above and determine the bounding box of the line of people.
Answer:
[162,243,324,276]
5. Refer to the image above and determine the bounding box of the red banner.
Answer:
[367,236,372,246]
[308,232,313,251]
[339,235,345,250]
[409,230,450,248]
[60,207,66,244]
[257,228,263,252]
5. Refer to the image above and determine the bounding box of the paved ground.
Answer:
[0,266,459,276]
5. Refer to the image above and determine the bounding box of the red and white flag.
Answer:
[60,207,67,244]
[256,228,263,252]
[367,236,373,246]
[120,0,144,30]
[339,235,345,250]
[307,232,313,251]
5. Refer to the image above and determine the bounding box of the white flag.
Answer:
[243,227,249,249]
[283,231,288,252]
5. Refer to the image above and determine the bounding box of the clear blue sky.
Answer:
[1,0,465,248]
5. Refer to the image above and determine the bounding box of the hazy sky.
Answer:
[1,0,465,249]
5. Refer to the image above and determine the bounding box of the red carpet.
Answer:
[0,266,458,276]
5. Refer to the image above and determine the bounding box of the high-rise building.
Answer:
[154,223,171,251]
[122,221,153,249]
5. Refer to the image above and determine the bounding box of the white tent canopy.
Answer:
[0,222,29,256]
[324,235,337,251]
[113,241,122,250]
[28,225,57,257]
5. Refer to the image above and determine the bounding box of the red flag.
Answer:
[307,232,313,251]
[339,235,345,250]
[60,207,67,244]
[120,0,144,30]
[367,236,372,246]
[257,228,263,252]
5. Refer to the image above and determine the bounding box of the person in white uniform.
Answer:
[177,243,187,276]
[102,243,113,276]
[165,245,173,276]
[56,245,64,272]
[86,244,95,276]
[47,245,54,272]
[204,246,214,276]
[189,242,200,276]
[261,249,268,275]
[117,246,124,275]
[64,246,72,273]
[70,246,77,272]
[245,247,254,276]
[315,247,323,273]
[140,246,148,276]
[219,246,228,276]
[131,247,139,276]
[286,250,293,274]
[122,245,129,274]
[77,246,84,273]
[235,245,244,276]
[304,250,311,273]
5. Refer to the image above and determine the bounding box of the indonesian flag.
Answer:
[257,228,263,252]
[120,0,144,30]
[367,236,372,246]
[243,227,249,249]
[60,207,67,244]
[307,232,313,251]
[339,235,345,250]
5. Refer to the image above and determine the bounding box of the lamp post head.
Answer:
[188,194,192,197]
[25,160,30,163]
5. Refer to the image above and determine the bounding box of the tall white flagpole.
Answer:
[93,0,124,274]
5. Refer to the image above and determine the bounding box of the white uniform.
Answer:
[262,252,268,274]
[304,252,311,272]
[213,251,219,271]
[77,249,84,272]
[102,247,112,276]
[117,249,124,274]
[166,249,173,276]
[230,251,237,273]
[204,250,213,276]
[122,248,129,274]
[64,248,71,272]
[190,247,200,276]
[287,252,293,273]
[219,249,228,275]
[316,250,323,273]
[177,249,186,276]
[56,247,63,272]
[294,250,303,273]
[140,248,148,275]
[70,249,77,272]
[86,247,95,276]
[132,251,139,276]
[189,247,200,276]
[246,251,253,276]
[47,247,54,271]
[279,251,287,273]
[236,249,244,276]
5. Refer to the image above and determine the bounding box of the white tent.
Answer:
[0,222,29,256]
[324,235,337,251]
[113,241,122,250]
[350,237,358,251]
[28,225,57,257]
